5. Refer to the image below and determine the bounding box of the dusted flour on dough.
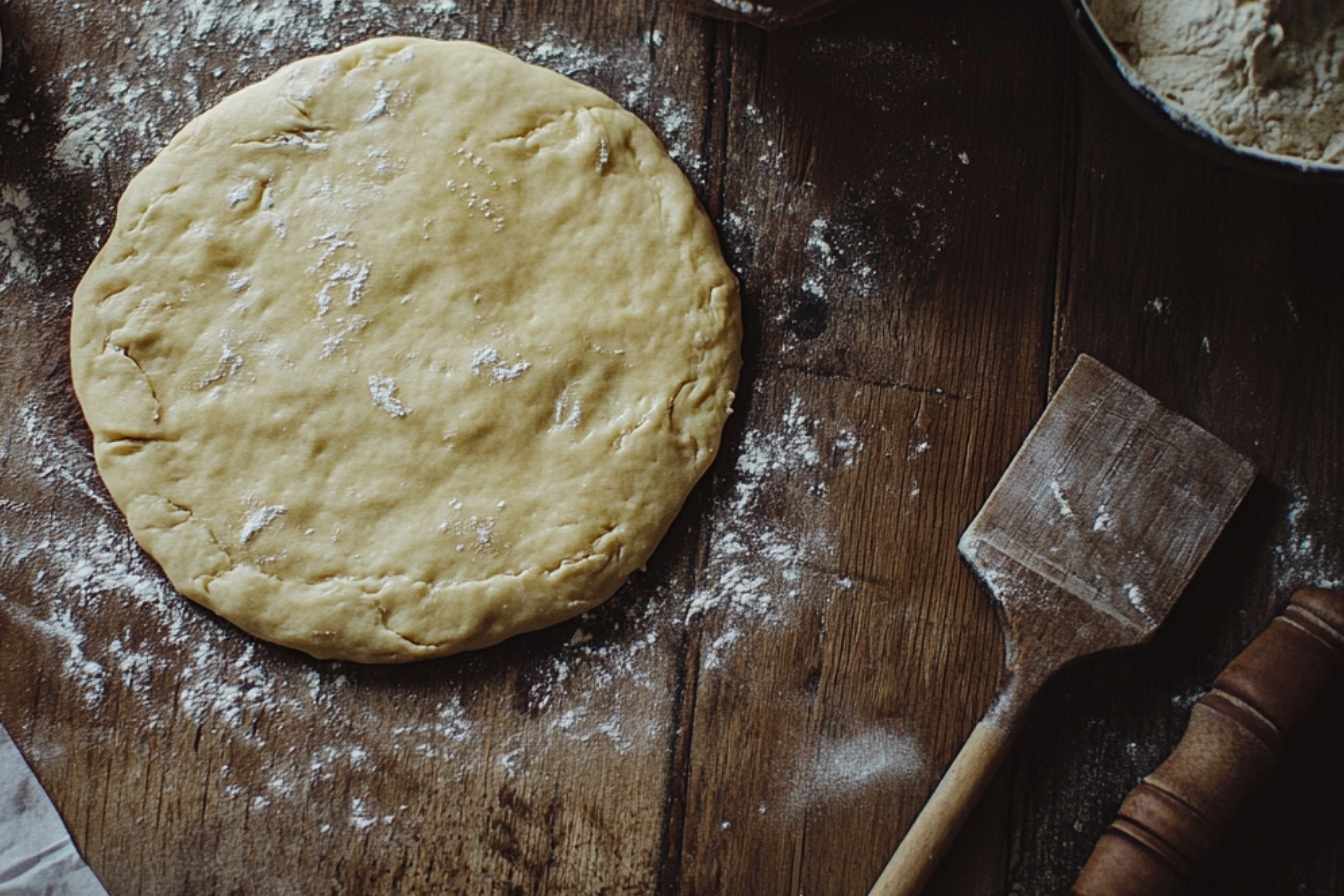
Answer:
[70,37,740,663]
[1088,0,1344,164]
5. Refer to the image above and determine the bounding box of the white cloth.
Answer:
[0,723,109,896]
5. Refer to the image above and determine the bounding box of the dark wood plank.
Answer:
[1006,27,1344,896]
[666,4,1072,894]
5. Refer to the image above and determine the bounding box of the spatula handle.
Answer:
[1073,588,1344,896]
[868,710,1019,896]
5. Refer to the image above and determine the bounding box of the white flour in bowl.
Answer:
[1087,0,1344,165]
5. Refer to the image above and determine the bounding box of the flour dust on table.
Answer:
[787,728,924,812]
[1273,480,1344,594]
[2,362,871,831]
[688,392,863,669]
[0,186,42,291]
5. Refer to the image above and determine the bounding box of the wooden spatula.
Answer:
[869,354,1256,896]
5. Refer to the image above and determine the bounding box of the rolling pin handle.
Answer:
[1073,588,1344,896]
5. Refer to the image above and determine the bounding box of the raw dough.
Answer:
[70,37,741,663]
[1088,0,1344,165]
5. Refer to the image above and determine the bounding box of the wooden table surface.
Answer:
[2,2,1342,894]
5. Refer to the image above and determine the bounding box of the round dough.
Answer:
[70,37,741,663]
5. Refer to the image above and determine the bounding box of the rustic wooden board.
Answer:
[0,2,1340,895]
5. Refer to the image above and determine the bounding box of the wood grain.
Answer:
[0,1,1340,895]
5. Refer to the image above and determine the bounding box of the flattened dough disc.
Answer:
[70,37,741,663]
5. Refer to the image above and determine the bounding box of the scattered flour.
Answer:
[470,346,531,382]
[226,183,253,207]
[15,399,114,512]
[198,344,245,388]
[688,392,863,668]
[1122,583,1151,621]
[515,27,704,179]
[497,746,525,778]
[316,261,372,315]
[791,729,924,809]
[1049,479,1075,518]
[801,216,881,302]
[239,505,287,544]
[319,314,371,359]
[1272,481,1343,593]
[0,185,43,290]
[833,430,862,465]
[553,389,582,430]
[1171,684,1207,712]
[368,374,411,417]
[54,108,115,173]
[350,797,395,831]
[360,79,395,122]
[17,604,110,703]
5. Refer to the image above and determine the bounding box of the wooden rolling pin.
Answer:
[1073,587,1344,895]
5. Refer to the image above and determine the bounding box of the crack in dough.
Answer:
[104,343,163,422]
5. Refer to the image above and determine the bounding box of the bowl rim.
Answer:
[1063,0,1344,183]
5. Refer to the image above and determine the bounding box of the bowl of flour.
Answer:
[1068,0,1344,178]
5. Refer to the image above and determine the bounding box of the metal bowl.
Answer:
[1062,0,1344,183]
